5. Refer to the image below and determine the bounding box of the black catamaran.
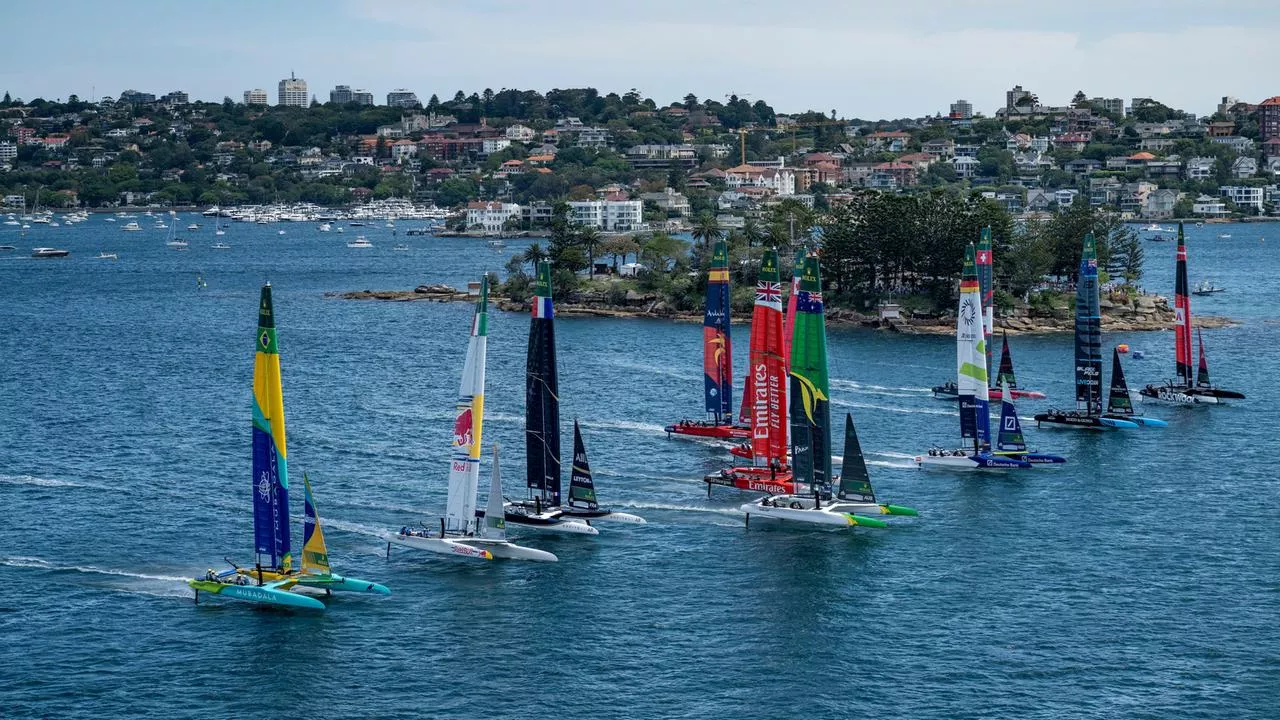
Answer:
[1105,347,1167,427]
[504,262,645,533]
[1139,223,1244,404]
[1035,234,1139,430]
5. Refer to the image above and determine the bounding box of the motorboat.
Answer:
[123,222,142,231]
[347,235,373,248]
[96,251,119,260]
[31,247,69,258]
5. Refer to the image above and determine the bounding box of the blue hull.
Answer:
[296,573,391,595]
[216,584,326,610]
[975,454,1033,469]
[1130,417,1169,427]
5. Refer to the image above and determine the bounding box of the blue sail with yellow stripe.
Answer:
[251,283,291,572]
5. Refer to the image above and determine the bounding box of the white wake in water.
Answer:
[610,360,700,384]
[0,474,115,491]
[0,556,191,597]
[831,398,956,417]
[614,501,743,517]
[578,418,668,434]
[320,517,393,538]
[829,378,932,396]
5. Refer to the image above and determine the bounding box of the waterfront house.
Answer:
[1090,177,1122,207]
[1220,185,1264,213]
[466,201,522,232]
[1143,188,1178,219]
[1192,194,1228,217]
[567,199,643,231]
[724,163,796,195]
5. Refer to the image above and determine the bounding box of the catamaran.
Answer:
[665,240,750,440]
[385,277,557,561]
[1104,347,1167,427]
[932,229,1045,402]
[1033,234,1139,429]
[742,255,916,527]
[504,262,645,533]
[1139,224,1244,405]
[705,249,798,495]
[189,284,390,609]
[990,383,1067,464]
[919,245,1034,469]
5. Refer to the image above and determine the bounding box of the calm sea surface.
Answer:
[1,217,1277,718]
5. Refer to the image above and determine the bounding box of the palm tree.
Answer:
[522,242,548,270]
[577,225,601,277]
[690,212,723,251]
[742,218,763,250]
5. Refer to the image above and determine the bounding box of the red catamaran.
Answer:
[665,240,750,440]
[706,249,800,495]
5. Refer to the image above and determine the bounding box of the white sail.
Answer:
[444,278,489,535]
[957,248,990,446]
[481,444,507,541]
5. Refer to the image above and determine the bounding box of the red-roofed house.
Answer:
[895,152,935,170]
[1260,96,1280,141]
[869,161,918,188]
[496,159,525,177]
[1053,131,1092,152]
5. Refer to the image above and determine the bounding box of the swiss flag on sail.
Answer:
[976,250,991,264]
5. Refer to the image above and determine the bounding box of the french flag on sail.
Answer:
[532,297,554,319]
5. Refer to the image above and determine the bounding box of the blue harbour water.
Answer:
[1,217,1277,718]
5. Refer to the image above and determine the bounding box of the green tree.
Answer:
[690,212,723,251]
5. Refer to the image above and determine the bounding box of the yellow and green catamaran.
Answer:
[189,283,390,610]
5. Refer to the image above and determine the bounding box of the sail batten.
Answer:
[525,262,561,504]
[445,276,489,534]
[703,240,733,422]
[251,284,291,571]
[788,255,832,499]
[748,250,788,468]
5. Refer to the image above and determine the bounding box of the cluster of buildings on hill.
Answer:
[7,78,1280,222]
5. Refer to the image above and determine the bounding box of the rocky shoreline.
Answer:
[334,285,1236,334]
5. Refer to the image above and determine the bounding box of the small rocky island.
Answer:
[334,284,1235,334]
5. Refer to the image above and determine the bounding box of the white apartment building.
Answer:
[568,200,643,231]
[1221,185,1264,213]
[482,138,511,155]
[0,142,16,163]
[243,88,269,105]
[724,164,796,195]
[466,201,522,232]
[277,74,307,107]
[505,124,536,141]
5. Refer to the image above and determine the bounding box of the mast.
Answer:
[251,283,291,572]
[788,255,832,499]
[996,332,1018,390]
[525,262,561,506]
[957,245,990,452]
[976,227,995,385]
[567,421,599,510]
[301,473,330,575]
[1074,234,1103,415]
[1174,223,1193,386]
[703,240,733,423]
[445,276,489,535]
[748,249,787,469]
[836,414,875,503]
[481,445,507,541]
[1107,347,1135,416]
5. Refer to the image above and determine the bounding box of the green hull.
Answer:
[188,579,325,610]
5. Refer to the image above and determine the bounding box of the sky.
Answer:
[2,0,1279,118]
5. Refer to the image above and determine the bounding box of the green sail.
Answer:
[787,255,832,499]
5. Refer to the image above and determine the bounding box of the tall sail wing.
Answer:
[996,332,1018,390]
[1107,347,1135,415]
[567,420,599,510]
[836,414,875,503]
[1074,234,1103,414]
[783,249,803,373]
[788,256,832,498]
[445,276,489,534]
[301,473,330,575]
[1196,329,1212,387]
[251,284,291,571]
[976,227,995,383]
[702,240,733,421]
[1174,223,1193,385]
[481,445,507,541]
[957,245,990,448]
[525,262,561,505]
[748,250,788,468]
[995,395,1027,452]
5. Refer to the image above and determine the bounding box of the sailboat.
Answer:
[1139,224,1244,404]
[1033,234,1139,429]
[706,249,798,495]
[385,277,555,561]
[932,228,1045,401]
[742,255,915,527]
[504,262,644,533]
[189,284,390,609]
[990,383,1067,463]
[1104,347,1167,427]
[665,240,749,440]
[918,245,1033,469]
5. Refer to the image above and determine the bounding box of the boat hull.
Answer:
[386,532,557,562]
[1033,411,1139,429]
[741,497,909,528]
[188,579,325,610]
[664,421,751,440]
[916,452,1033,470]
[500,504,600,535]
[295,573,390,595]
[994,451,1067,464]
[932,386,1045,401]
[704,468,798,495]
[561,508,647,524]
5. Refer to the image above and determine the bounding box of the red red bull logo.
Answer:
[453,408,474,449]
